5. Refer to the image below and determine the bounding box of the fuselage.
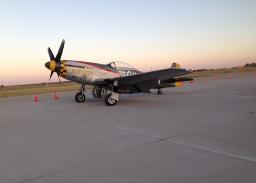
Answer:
[45,60,141,84]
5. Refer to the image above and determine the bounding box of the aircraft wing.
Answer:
[117,68,190,85]
[93,68,191,92]
[116,68,191,92]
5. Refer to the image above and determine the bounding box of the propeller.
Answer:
[45,39,65,87]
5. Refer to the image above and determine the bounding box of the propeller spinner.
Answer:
[45,39,65,86]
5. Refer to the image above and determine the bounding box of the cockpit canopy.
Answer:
[107,61,137,71]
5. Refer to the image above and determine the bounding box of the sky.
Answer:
[0,0,256,85]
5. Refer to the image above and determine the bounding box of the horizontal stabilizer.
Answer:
[174,82,184,87]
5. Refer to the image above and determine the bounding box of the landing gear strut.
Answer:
[75,84,86,103]
[104,80,119,106]
[92,86,101,98]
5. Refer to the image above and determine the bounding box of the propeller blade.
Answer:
[48,48,55,60]
[57,74,61,86]
[50,71,54,79]
[45,71,54,88]
[46,40,65,88]
[55,39,65,62]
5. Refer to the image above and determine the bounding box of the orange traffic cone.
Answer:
[34,95,39,103]
[53,93,59,100]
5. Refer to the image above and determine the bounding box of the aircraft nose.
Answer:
[45,61,50,69]
[45,61,56,71]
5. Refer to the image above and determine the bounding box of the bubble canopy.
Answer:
[107,61,137,70]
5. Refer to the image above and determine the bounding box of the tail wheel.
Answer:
[75,92,86,103]
[157,89,163,95]
[104,94,117,106]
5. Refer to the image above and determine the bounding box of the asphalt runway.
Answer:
[1,73,256,183]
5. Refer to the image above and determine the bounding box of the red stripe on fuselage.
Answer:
[76,61,121,76]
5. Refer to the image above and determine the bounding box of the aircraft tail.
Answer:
[171,62,181,69]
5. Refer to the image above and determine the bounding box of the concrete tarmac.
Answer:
[0,73,256,183]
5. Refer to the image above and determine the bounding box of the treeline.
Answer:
[244,63,256,67]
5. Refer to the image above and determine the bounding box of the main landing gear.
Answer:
[75,84,86,103]
[104,80,119,106]
[104,93,118,106]
[75,82,119,106]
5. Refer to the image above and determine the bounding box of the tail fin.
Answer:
[171,62,181,69]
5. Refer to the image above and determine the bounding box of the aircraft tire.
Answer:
[104,94,117,106]
[75,93,86,103]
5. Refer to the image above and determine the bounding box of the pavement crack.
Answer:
[167,139,256,165]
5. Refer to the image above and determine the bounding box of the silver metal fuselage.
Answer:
[51,60,139,84]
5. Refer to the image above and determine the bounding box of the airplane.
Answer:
[44,40,193,106]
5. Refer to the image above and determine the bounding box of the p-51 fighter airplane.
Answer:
[45,40,193,106]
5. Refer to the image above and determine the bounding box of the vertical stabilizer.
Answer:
[171,62,181,68]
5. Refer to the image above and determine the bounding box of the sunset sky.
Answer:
[0,0,256,85]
